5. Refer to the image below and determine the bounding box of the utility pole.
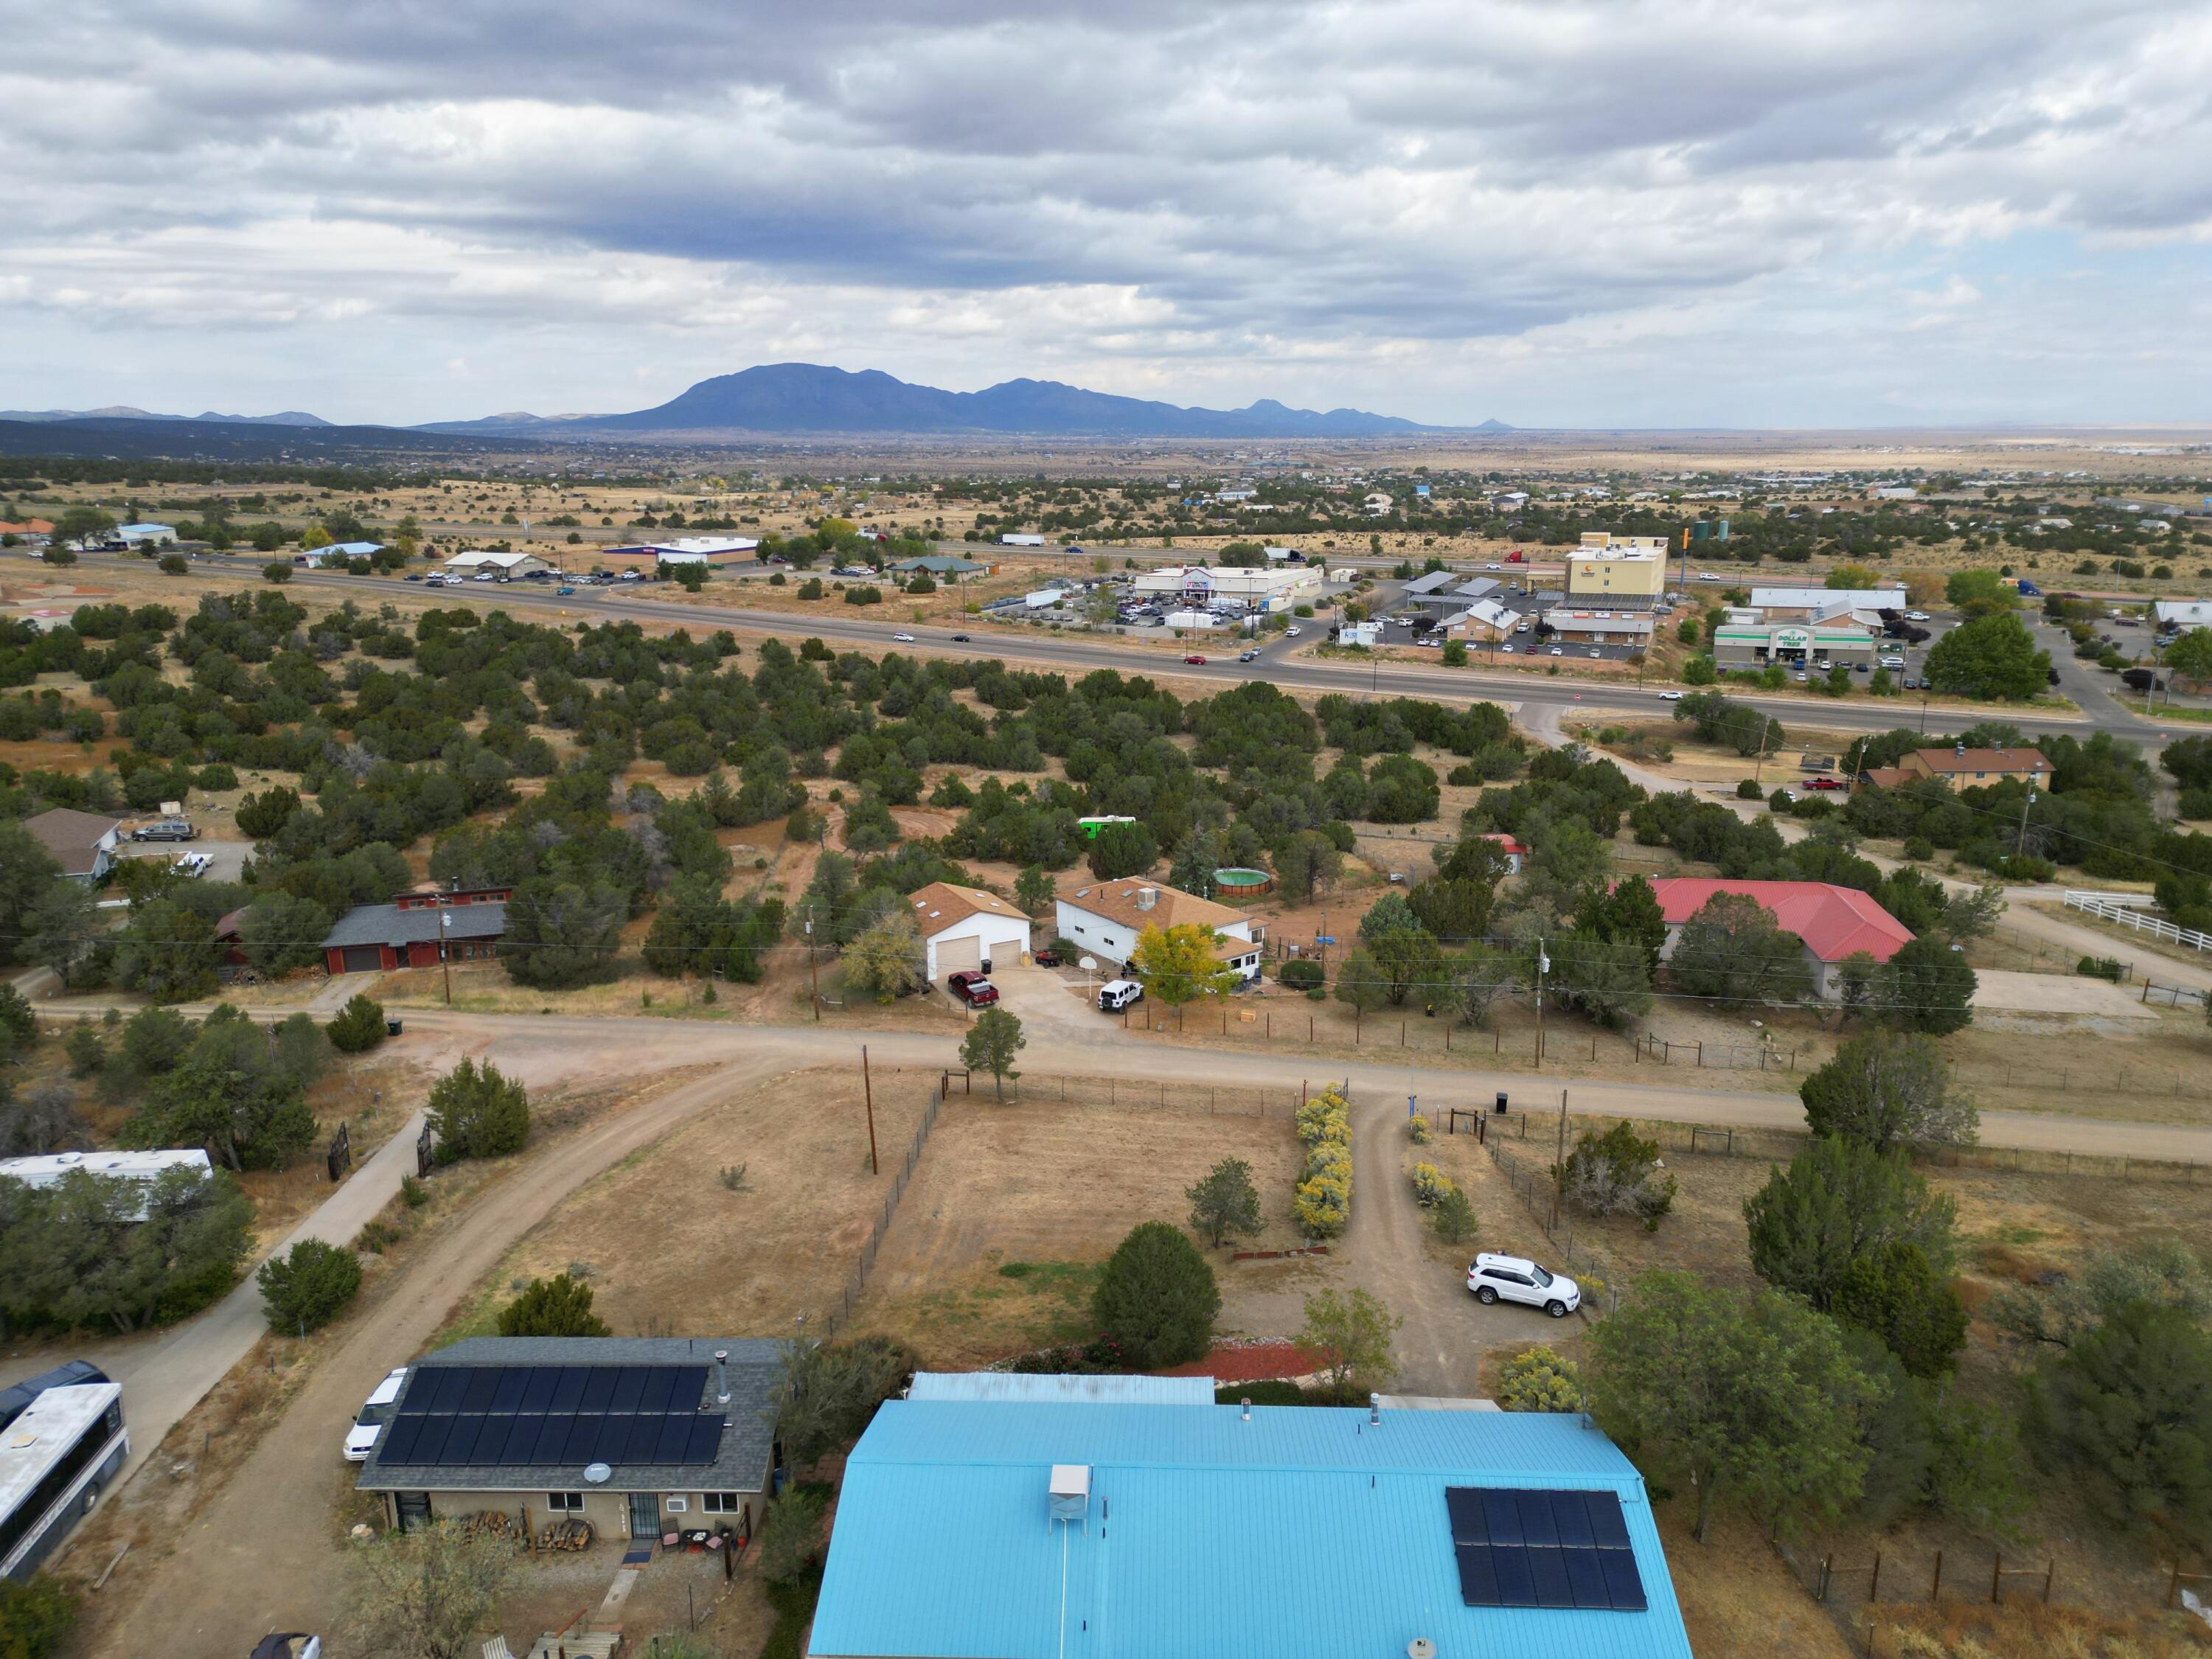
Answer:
[1534,938,1549,1070]
[2016,785,2037,860]
[806,905,820,1022]
[439,908,452,1006]
[1552,1088,1569,1225]
[861,1045,878,1175]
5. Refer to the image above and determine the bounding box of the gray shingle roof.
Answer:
[321,901,507,950]
[22,808,121,876]
[356,1335,786,1495]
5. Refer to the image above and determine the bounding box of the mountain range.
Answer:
[1,365,1508,454]
[0,406,332,427]
[431,364,1467,438]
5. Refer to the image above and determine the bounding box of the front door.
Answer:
[628,1492,661,1540]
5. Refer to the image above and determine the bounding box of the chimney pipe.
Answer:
[714,1349,730,1405]
[1368,1393,1381,1426]
[1240,1397,1251,1422]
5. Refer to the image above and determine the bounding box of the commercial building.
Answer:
[443,549,552,577]
[21,807,122,881]
[1647,877,1913,1000]
[1859,745,2050,793]
[888,554,990,580]
[810,1390,1693,1659]
[908,882,1032,980]
[2154,600,2212,630]
[602,537,760,570]
[1542,608,1655,647]
[1746,586,1906,624]
[114,522,176,547]
[1130,564,1320,610]
[1404,573,1504,617]
[1711,620,1878,672]
[1437,599,1518,644]
[304,540,386,566]
[1565,535,1668,609]
[355,1335,780,1541]
[1054,880,1264,981]
[321,886,510,974]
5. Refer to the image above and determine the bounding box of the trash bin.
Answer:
[386,1018,403,1037]
[1494,1091,1509,1115]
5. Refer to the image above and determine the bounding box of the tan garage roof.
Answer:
[1058,879,1245,934]
[908,882,1027,938]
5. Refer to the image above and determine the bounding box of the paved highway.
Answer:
[82,552,2165,740]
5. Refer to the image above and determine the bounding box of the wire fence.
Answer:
[818,1085,943,1339]
[988,1074,1302,1119]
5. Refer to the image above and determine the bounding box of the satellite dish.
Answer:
[583,1462,612,1485]
[1078,956,1097,972]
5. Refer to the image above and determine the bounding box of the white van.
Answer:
[1098,980,1144,1013]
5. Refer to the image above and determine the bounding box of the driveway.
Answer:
[116,836,252,883]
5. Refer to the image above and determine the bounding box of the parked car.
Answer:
[131,818,196,842]
[1905,611,1931,622]
[172,851,214,877]
[1805,776,1848,791]
[344,1367,408,1462]
[1098,978,1144,1013]
[1467,1253,1580,1318]
[1183,654,1208,665]
[947,971,999,1007]
[1879,655,1905,669]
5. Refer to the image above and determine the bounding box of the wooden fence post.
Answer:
[1991,1551,2002,1604]
[1869,1550,1880,1601]
[1931,1549,1941,1601]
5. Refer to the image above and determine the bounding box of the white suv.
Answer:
[344,1366,408,1461]
[1467,1253,1581,1318]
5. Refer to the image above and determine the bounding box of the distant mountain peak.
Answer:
[425,363,1444,439]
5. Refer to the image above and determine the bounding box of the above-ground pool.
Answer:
[1213,866,1275,897]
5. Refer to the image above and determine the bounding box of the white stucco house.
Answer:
[1053,879,1264,983]
[908,883,1033,980]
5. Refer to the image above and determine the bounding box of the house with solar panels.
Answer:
[809,1390,1692,1659]
[354,1336,783,1543]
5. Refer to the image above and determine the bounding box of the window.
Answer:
[702,1492,745,1514]
[664,1497,688,1512]
[546,1492,585,1511]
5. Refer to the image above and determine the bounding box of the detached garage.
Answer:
[908,883,1032,981]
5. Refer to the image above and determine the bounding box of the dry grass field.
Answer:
[847,1090,1309,1366]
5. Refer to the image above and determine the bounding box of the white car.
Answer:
[1879,655,1905,669]
[1284,625,1301,637]
[470,571,498,582]
[172,851,214,878]
[1467,1253,1580,1318]
[1484,562,1503,571]
[1548,646,1564,656]
[1697,571,1718,580]
[1905,611,1931,622]
[892,633,916,642]
[1498,644,1515,653]
[344,1367,408,1461]
[1658,690,1683,700]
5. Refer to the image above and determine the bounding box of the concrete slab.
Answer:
[1970,968,2157,1018]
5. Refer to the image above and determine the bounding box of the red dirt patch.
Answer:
[1155,1340,1326,1382]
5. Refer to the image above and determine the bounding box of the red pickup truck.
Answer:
[947,971,1000,1008]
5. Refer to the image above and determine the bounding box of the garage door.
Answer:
[935,934,980,976]
[341,945,384,973]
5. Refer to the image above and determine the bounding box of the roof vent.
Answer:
[1240,1397,1251,1422]
[714,1349,731,1406]
[1369,1393,1382,1426]
[583,1461,612,1485]
[1409,1641,1437,1659]
[1048,1464,1090,1524]
[1135,886,1158,911]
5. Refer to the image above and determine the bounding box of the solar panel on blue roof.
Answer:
[519,1368,558,1413]
[1562,1547,1608,1609]
[379,1415,424,1464]
[549,1368,586,1412]
[1517,1491,1561,1548]
[1599,1547,1647,1612]
[1490,1545,1538,1607]
[1586,1489,1631,1550]
[579,1370,617,1411]
[490,1369,529,1412]
[686,1416,723,1462]
[1454,1543,1499,1605]
[460,1370,501,1413]
[1444,1487,1487,1543]
[1550,1490,1594,1547]
[1528,1548,1573,1608]
[608,1368,646,1415]
[1481,1489,1524,1546]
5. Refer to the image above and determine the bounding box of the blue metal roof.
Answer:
[810,1400,1693,1659]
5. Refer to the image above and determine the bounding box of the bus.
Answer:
[0,1382,127,1582]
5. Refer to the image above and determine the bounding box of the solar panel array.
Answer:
[1445,1487,1647,1612]
[378,1365,724,1468]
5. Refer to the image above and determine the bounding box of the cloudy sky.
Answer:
[4,0,2210,429]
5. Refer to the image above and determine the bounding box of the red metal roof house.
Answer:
[1646,877,1913,1001]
